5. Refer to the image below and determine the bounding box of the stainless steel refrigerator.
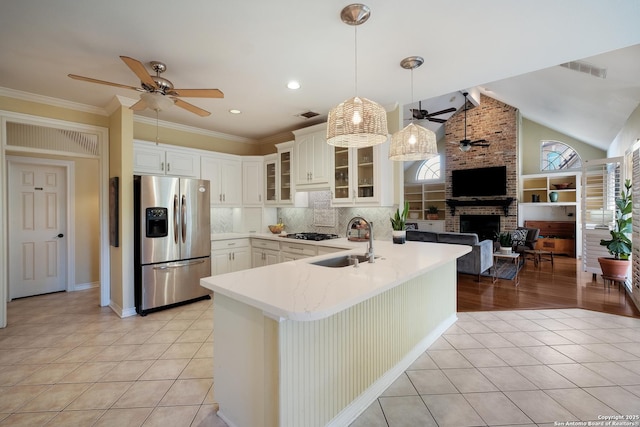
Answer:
[134,175,211,315]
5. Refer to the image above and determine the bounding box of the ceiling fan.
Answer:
[409,101,456,123]
[68,56,224,117]
[453,92,490,151]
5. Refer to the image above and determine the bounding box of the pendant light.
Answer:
[389,56,438,161]
[326,4,388,148]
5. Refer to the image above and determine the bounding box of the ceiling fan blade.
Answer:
[169,89,224,98]
[120,56,157,89]
[68,74,141,91]
[130,99,147,111]
[470,139,488,145]
[173,98,211,117]
[424,107,456,118]
[426,117,447,124]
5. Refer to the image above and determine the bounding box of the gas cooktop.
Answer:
[285,232,340,241]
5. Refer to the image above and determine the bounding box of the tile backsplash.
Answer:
[278,191,397,241]
[210,192,400,241]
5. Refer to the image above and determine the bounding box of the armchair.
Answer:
[513,227,540,253]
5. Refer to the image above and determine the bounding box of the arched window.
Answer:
[541,140,582,171]
[416,155,441,181]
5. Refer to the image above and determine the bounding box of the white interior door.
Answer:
[9,162,67,299]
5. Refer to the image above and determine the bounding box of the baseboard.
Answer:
[109,300,137,318]
[73,281,99,291]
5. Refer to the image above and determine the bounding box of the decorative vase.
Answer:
[392,230,406,244]
[549,191,559,202]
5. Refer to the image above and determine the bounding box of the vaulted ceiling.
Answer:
[0,0,638,150]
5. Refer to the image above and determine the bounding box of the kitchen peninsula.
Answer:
[200,238,470,427]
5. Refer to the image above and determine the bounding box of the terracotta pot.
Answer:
[427,214,439,220]
[598,257,630,279]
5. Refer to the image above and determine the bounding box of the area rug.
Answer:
[479,258,525,280]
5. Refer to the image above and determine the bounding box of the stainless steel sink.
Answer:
[310,254,376,268]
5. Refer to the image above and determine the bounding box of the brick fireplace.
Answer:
[444,94,518,234]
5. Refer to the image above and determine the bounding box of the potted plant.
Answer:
[390,201,409,244]
[427,205,439,220]
[497,231,513,254]
[598,179,632,279]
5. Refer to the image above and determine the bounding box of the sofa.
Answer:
[406,230,494,281]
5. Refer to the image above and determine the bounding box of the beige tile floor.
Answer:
[0,288,225,427]
[352,309,640,427]
[2,288,640,426]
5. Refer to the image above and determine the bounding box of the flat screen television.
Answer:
[452,166,507,197]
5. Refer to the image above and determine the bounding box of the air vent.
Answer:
[297,111,320,119]
[559,60,607,79]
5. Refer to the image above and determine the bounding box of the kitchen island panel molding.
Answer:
[212,261,457,427]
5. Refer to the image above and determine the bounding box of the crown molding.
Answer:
[0,87,107,115]
[0,87,256,144]
[134,115,256,144]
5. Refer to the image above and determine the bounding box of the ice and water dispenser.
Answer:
[145,207,168,238]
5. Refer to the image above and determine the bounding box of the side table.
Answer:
[492,252,520,286]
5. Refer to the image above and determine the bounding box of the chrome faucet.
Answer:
[347,216,374,263]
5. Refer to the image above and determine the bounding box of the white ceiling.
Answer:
[0,0,639,150]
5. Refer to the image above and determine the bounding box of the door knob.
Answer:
[56,233,64,238]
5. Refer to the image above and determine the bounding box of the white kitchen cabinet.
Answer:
[420,220,445,232]
[251,238,281,268]
[133,140,200,177]
[211,239,250,275]
[242,157,264,206]
[264,154,278,205]
[275,141,296,205]
[331,139,393,206]
[292,123,331,190]
[201,154,242,206]
[280,240,317,261]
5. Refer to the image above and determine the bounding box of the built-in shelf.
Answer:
[403,182,445,220]
[446,198,514,216]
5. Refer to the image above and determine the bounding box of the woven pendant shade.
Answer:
[389,122,438,160]
[389,55,439,160]
[327,96,388,147]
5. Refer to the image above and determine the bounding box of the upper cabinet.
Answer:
[242,157,264,206]
[201,154,242,206]
[264,154,278,205]
[331,139,393,206]
[292,123,331,191]
[133,140,200,177]
[277,141,294,205]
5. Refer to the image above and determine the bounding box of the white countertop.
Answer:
[201,239,470,322]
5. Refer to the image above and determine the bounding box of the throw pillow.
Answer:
[511,229,528,247]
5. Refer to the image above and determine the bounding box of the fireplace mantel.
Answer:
[446,198,514,216]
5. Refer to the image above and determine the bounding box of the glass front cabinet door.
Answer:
[332,145,378,205]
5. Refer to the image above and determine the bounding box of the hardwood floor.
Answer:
[457,255,640,317]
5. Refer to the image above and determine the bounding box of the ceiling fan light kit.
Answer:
[389,55,438,161]
[326,3,388,148]
[139,91,174,112]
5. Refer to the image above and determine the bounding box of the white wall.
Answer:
[608,104,640,158]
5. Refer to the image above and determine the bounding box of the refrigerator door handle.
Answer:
[181,194,187,244]
[173,194,179,244]
[153,259,207,270]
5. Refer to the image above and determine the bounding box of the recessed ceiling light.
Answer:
[287,81,301,90]
[229,109,241,114]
